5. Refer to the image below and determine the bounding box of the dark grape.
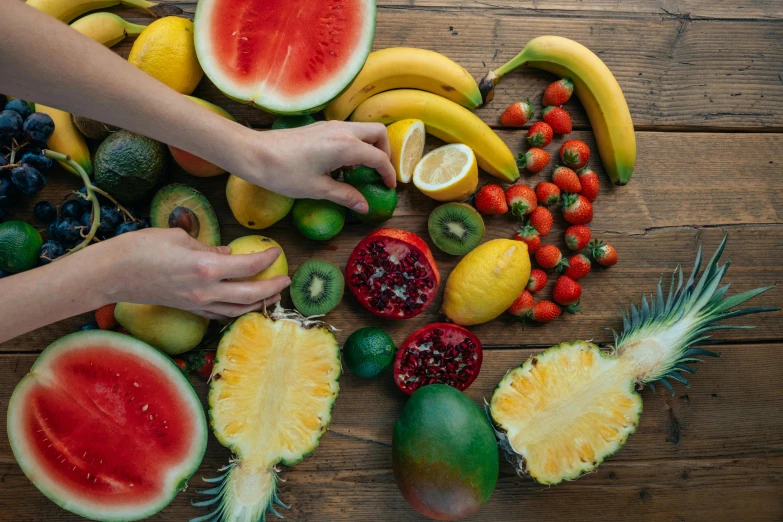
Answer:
[54,217,82,246]
[0,207,5,221]
[0,95,6,107]
[60,200,84,219]
[21,152,53,172]
[4,99,32,120]
[0,269,9,278]
[47,220,57,239]
[0,177,20,208]
[80,212,92,228]
[39,240,65,265]
[11,164,46,195]
[79,322,100,331]
[115,221,145,235]
[0,155,8,167]
[23,112,55,143]
[0,110,23,140]
[34,200,57,223]
[97,206,122,237]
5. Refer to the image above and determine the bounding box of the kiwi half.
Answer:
[290,260,344,316]
[428,202,485,255]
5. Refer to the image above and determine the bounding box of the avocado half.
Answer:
[150,184,221,246]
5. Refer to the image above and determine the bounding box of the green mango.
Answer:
[114,303,208,355]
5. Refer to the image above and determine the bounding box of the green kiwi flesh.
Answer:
[427,202,485,255]
[290,260,344,316]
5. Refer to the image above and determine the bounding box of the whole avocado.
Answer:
[94,130,167,203]
[393,384,498,520]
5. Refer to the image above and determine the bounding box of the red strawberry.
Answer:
[589,240,619,267]
[526,269,548,293]
[173,358,188,373]
[193,351,216,380]
[542,106,572,134]
[506,184,537,218]
[507,289,535,317]
[535,181,561,207]
[513,225,540,254]
[475,184,508,215]
[553,276,582,313]
[500,99,534,126]
[562,193,593,225]
[95,303,118,330]
[517,148,550,173]
[529,206,553,236]
[528,300,561,323]
[551,166,581,194]
[526,122,553,147]
[565,224,592,251]
[542,78,574,107]
[578,165,600,202]
[564,253,592,280]
[560,139,591,169]
[535,244,568,271]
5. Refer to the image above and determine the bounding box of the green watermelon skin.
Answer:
[392,384,499,520]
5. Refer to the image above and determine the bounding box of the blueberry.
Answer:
[4,99,32,120]
[60,199,84,219]
[97,206,121,237]
[23,113,55,143]
[79,322,100,331]
[11,164,46,195]
[21,152,53,172]
[115,221,145,235]
[34,200,57,223]
[0,110,23,140]
[39,240,65,265]
[54,217,82,246]
[0,177,20,208]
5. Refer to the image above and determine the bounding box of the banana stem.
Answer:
[124,21,148,37]
[478,46,532,105]
[121,0,184,17]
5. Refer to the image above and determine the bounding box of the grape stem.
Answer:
[88,185,138,223]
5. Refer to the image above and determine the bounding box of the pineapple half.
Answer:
[490,236,777,485]
[192,308,341,521]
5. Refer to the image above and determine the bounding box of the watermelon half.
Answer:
[194,0,376,114]
[7,331,207,521]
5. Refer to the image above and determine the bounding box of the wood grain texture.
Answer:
[0,344,781,521]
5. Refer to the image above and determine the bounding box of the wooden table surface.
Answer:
[2,1,782,520]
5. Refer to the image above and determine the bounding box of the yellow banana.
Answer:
[325,47,482,121]
[70,13,147,48]
[34,105,93,177]
[479,36,635,185]
[25,0,181,24]
[351,90,518,183]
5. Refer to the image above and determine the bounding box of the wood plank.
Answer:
[0,343,780,520]
[105,8,783,129]
[2,131,780,351]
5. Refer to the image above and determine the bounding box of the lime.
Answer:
[292,199,346,241]
[0,221,43,273]
[343,327,396,378]
[344,166,397,223]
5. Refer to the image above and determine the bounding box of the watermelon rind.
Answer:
[7,330,208,522]
[193,0,376,115]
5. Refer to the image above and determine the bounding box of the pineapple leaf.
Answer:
[666,371,690,387]
[684,347,720,358]
[674,363,698,374]
[658,378,675,395]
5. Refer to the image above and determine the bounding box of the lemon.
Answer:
[442,239,531,326]
[227,235,289,282]
[387,119,425,183]
[412,143,479,202]
[226,174,294,229]
[128,17,203,95]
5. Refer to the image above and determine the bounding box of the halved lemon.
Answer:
[387,119,425,183]
[413,143,479,202]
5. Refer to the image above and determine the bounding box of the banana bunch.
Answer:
[70,12,147,48]
[34,105,93,177]
[25,0,180,23]
[479,36,636,185]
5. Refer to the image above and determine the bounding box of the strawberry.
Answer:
[500,99,534,127]
[173,358,189,373]
[529,206,553,236]
[589,240,619,267]
[513,225,541,254]
[535,244,568,271]
[517,148,550,173]
[507,290,535,317]
[560,139,591,169]
[578,165,600,202]
[553,275,582,313]
[506,184,537,218]
[535,181,561,207]
[528,300,561,323]
[526,269,548,293]
[564,253,592,280]
[551,166,581,194]
[542,78,574,107]
[526,122,553,147]
[193,351,216,380]
[475,184,508,215]
[95,303,118,330]
[542,106,572,134]
[565,224,592,251]
[562,193,593,225]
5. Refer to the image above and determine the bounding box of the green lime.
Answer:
[271,115,317,130]
[0,221,43,273]
[344,166,397,223]
[343,327,396,379]
[292,199,346,241]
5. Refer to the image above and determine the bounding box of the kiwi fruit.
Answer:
[427,202,485,255]
[290,260,344,316]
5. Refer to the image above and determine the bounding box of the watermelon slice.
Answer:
[7,330,207,521]
[194,0,376,114]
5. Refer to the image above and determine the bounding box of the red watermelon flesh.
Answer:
[8,331,207,521]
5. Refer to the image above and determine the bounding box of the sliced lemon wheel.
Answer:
[413,143,479,202]
[387,119,425,183]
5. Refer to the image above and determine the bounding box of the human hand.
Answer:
[94,228,291,319]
